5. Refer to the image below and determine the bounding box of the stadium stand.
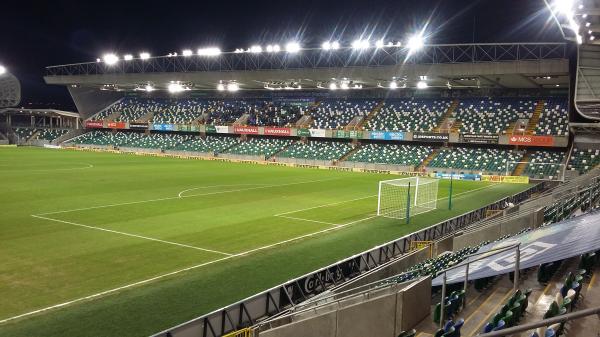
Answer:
[151,98,212,124]
[366,98,452,132]
[278,140,353,161]
[33,128,70,141]
[346,143,433,166]
[568,147,600,174]
[453,98,536,134]
[535,98,569,136]
[523,150,566,180]
[247,102,305,127]
[173,136,240,154]
[311,99,378,129]
[222,137,293,158]
[205,99,268,125]
[104,97,157,122]
[13,127,36,141]
[427,147,523,173]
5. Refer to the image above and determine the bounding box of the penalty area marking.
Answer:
[5,211,379,325]
[4,181,502,324]
[31,215,234,256]
[36,177,340,216]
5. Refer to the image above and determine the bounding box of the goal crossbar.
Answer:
[377,177,439,220]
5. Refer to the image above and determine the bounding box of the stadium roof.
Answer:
[44,43,570,91]
[0,108,79,118]
[0,71,21,107]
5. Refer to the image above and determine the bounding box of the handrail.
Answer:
[477,306,600,336]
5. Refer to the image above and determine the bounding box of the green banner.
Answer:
[205,125,217,133]
[334,130,363,139]
[296,128,311,137]
[190,125,199,132]
[177,124,191,132]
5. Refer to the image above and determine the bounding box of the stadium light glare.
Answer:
[0,65,5,75]
[102,53,119,65]
[197,47,221,56]
[407,34,424,52]
[227,82,239,92]
[96,58,101,63]
[329,82,338,90]
[389,81,398,89]
[286,42,301,53]
[217,82,225,91]
[340,82,349,90]
[144,84,155,92]
[124,54,134,61]
[416,80,428,89]
[554,0,574,15]
[322,41,331,50]
[331,41,340,49]
[249,45,263,53]
[168,82,185,93]
[139,52,151,60]
[375,39,385,48]
[182,49,193,57]
[352,39,370,49]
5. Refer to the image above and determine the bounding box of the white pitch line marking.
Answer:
[276,215,338,226]
[36,177,340,216]
[274,194,377,216]
[31,215,233,256]
[2,181,502,324]
[3,211,378,325]
[0,163,94,173]
[177,184,266,198]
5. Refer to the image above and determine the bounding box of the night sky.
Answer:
[1,0,563,110]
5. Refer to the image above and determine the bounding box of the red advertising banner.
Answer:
[508,135,554,147]
[85,120,104,128]
[263,127,291,136]
[234,125,259,134]
[107,121,127,129]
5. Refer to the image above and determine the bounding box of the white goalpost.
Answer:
[377,177,439,220]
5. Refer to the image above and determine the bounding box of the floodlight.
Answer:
[96,58,101,63]
[554,0,574,15]
[416,80,428,89]
[329,82,338,90]
[266,45,274,52]
[331,41,340,49]
[389,81,398,89]
[124,54,133,61]
[0,65,5,75]
[340,82,349,90]
[227,82,239,92]
[197,47,221,56]
[182,49,193,57]
[102,53,119,65]
[234,48,244,53]
[592,35,596,41]
[286,42,301,53]
[168,82,184,93]
[250,45,263,53]
[352,39,370,49]
[145,84,155,92]
[407,34,424,52]
[375,39,384,48]
[139,52,151,60]
[217,83,225,91]
[322,41,331,50]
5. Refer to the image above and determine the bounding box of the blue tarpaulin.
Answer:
[432,211,600,286]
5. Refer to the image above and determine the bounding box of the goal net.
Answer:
[505,161,566,182]
[377,177,439,220]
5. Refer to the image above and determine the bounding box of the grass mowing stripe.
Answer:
[4,213,380,324]
[36,177,341,216]
[31,215,234,256]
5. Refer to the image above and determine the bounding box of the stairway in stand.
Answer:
[416,148,441,172]
[337,144,362,162]
[433,99,459,132]
[526,100,545,135]
[512,151,531,176]
[357,100,385,129]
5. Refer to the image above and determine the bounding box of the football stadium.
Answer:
[1,1,600,336]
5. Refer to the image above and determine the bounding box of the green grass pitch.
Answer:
[0,147,531,337]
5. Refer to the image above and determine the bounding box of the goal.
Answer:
[377,177,439,220]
